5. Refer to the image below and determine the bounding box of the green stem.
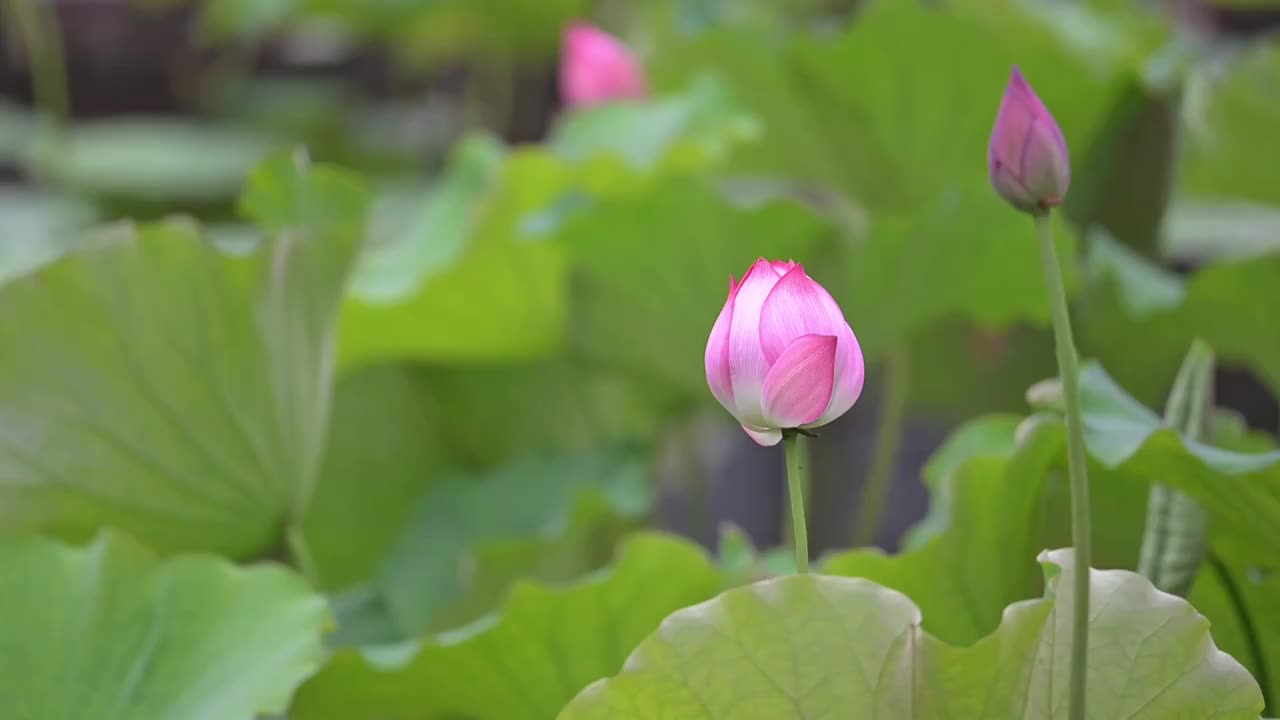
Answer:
[1208,552,1273,713]
[1036,212,1091,720]
[3,0,69,181]
[854,342,909,546]
[782,431,810,574]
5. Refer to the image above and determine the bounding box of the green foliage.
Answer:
[824,415,1057,645]
[368,445,655,638]
[31,119,281,202]
[301,366,443,590]
[0,531,330,720]
[1191,555,1280,711]
[1066,362,1280,568]
[1182,44,1280,206]
[0,188,96,284]
[565,180,831,392]
[338,135,570,366]
[827,354,1280,647]
[0,217,355,555]
[293,534,722,719]
[562,549,1262,718]
[5,0,1280,716]
[640,0,1119,359]
[1082,232,1280,403]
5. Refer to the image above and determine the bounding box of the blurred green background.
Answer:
[3,0,1280,717]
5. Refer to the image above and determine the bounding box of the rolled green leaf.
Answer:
[1137,339,1213,597]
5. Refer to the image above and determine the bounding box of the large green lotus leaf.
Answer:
[1026,358,1280,571]
[562,548,1262,718]
[1080,235,1280,403]
[648,0,1104,358]
[0,189,98,286]
[824,357,1279,662]
[337,134,569,366]
[325,484,650,650]
[361,445,655,638]
[300,365,444,591]
[1182,43,1280,206]
[0,156,362,556]
[825,416,1056,645]
[337,77,759,368]
[649,0,1124,207]
[1164,199,1280,262]
[547,74,761,178]
[562,179,831,395]
[347,136,507,304]
[862,356,1280,647]
[1068,362,1280,567]
[0,531,330,720]
[182,0,587,58]
[292,533,723,720]
[897,414,1027,549]
[26,119,281,201]
[386,0,589,64]
[716,523,798,585]
[0,99,32,165]
[837,191,1077,359]
[419,356,671,466]
[827,406,1149,645]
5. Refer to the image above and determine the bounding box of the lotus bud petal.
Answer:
[704,259,865,446]
[559,22,648,108]
[988,66,1071,214]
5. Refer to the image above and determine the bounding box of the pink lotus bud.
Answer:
[988,66,1071,214]
[705,258,865,447]
[559,22,648,108]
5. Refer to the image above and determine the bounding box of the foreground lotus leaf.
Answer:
[0,531,330,720]
[560,548,1262,719]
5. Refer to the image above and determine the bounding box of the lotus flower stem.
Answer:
[3,0,69,179]
[1035,212,1091,720]
[1208,552,1273,712]
[854,342,909,547]
[782,431,810,574]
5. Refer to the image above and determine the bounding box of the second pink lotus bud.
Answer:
[559,22,648,108]
[987,66,1071,214]
[705,259,865,447]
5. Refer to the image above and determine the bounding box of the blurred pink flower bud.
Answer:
[988,66,1071,214]
[559,22,648,108]
[705,259,865,447]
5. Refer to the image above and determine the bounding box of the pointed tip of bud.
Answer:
[988,66,1071,215]
[562,21,604,49]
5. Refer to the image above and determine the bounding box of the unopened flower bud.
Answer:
[988,67,1071,214]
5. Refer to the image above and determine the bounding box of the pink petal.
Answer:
[757,265,849,366]
[1025,117,1071,207]
[761,334,838,429]
[727,258,785,427]
[741,425,782,447]
[560,22,648,108]
[989,72,1035,180]
[807,322,865,428]
[705,289,735,410]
